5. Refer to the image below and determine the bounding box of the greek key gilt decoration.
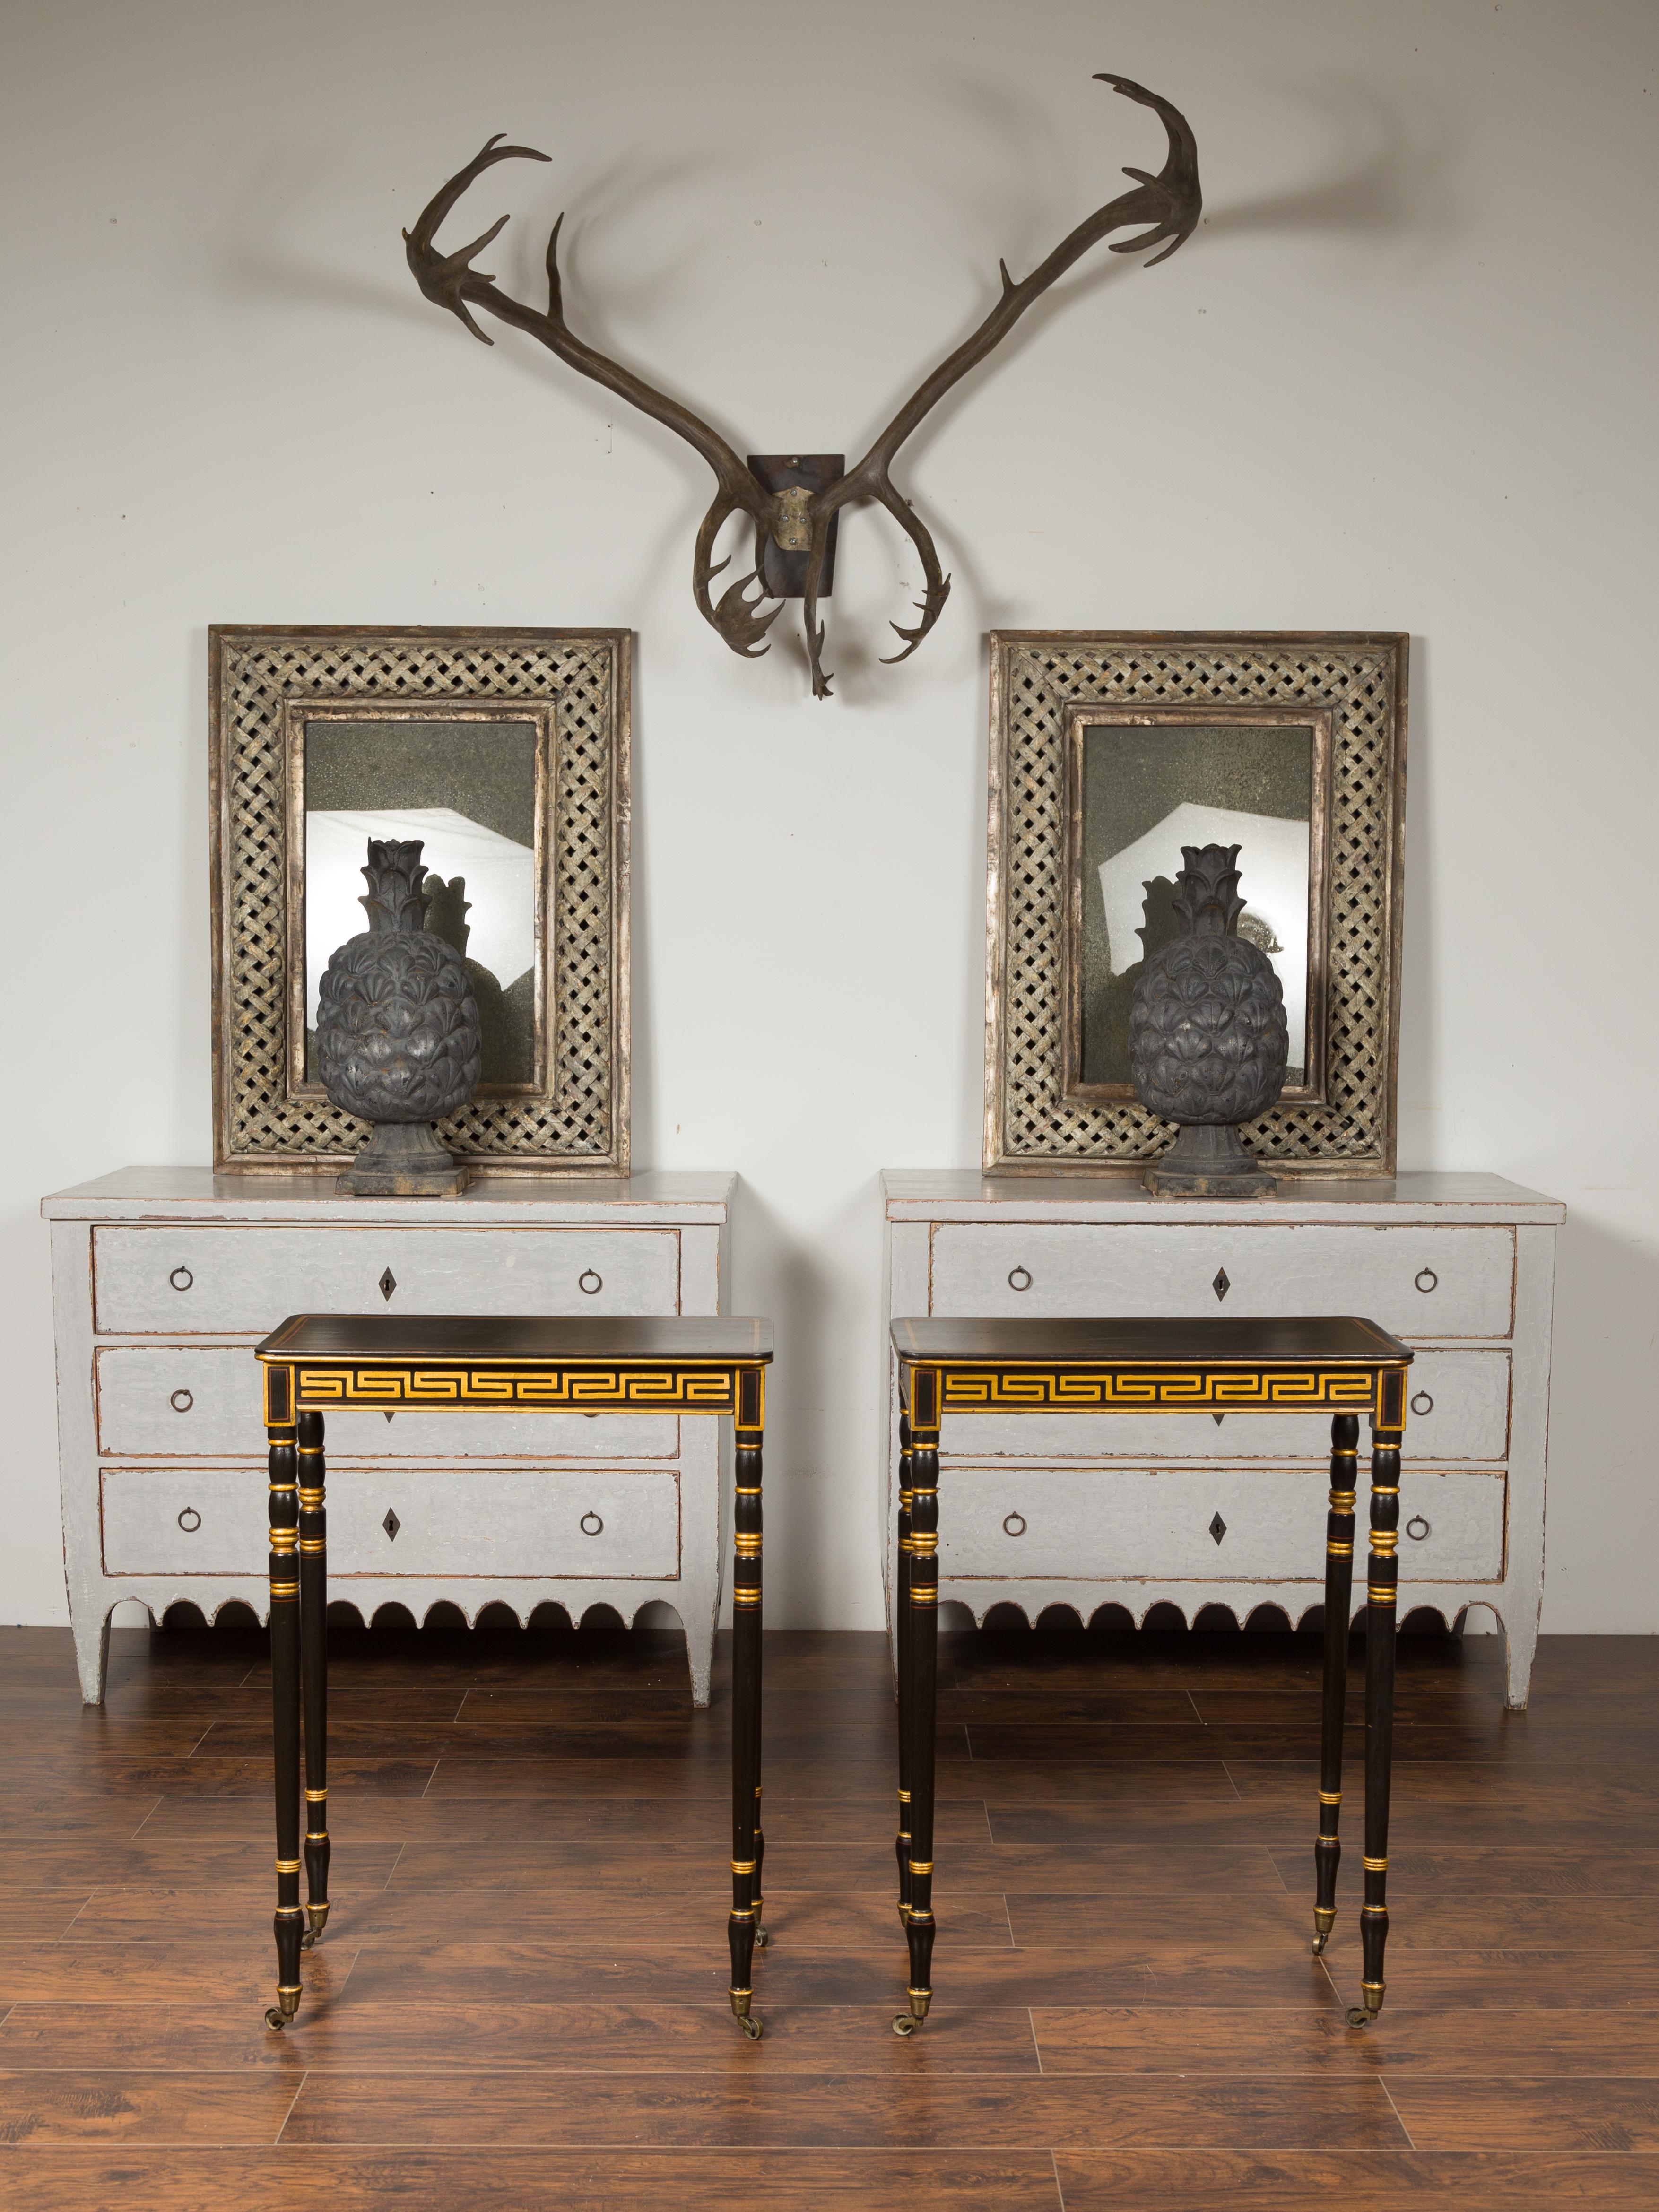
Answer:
[935,1365,1388,1414]
[273,1363,744,1414]
[404,75,1201,698]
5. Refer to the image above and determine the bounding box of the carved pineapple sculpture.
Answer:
[316,840,481,1193]
[1128,843,1287,1196]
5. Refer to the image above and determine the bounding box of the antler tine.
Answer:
[869,484,951,663]
[799,512,837,698]
[404,137,553,342]
[692,486,782,659]
[1094,74,1201,267]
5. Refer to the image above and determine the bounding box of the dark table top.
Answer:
[257,1315,774,1363]
[890,1316,1411,1365]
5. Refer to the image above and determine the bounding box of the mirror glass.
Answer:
[302,718,540,1089]
[1077,720,1314,1089]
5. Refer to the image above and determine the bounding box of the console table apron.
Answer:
[254,1313,774,2038]
[889,1314,1412,2036]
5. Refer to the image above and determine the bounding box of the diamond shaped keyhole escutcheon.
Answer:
[1208,1512,1227,1545]
[1212,1268,1230,1302]
[382,1507,400,1542]
[379,1269,397,1302]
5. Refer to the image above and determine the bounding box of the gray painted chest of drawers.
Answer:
[880,1171,1563,1707]
[44,1168,737,1706]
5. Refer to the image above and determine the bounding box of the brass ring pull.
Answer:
[580,1510,604,1536]
[1007,1266,1032,1292]
[1415,1268,1438,1293]
[169,1266,193,1291]
[1003,1511,1027,1538]
[177,1507,201,1533]
[1410,1390,1433,1417]
[578,1269,603,1295]
[1406,1515,1431,1541]
[170,1389,193,1413]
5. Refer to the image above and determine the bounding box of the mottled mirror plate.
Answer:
[283,702,553,1100]
[1063,704,1334,1104]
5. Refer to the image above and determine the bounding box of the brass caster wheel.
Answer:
[892,2013,918,2038]
[1346,2005,1377,2029]
[300,1931,315,1950]
[739,2013,764,2040]
[755,1928,769,1950]
[1311,1932,1328,1956]
[265,2008,288,2031]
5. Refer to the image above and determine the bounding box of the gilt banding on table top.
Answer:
[257,1314,773,1424]
[892,1315,1411,1423]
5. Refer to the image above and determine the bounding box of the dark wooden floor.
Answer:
[1,1615,1657,2208]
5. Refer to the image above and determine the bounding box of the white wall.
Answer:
[2,0,1654,1631]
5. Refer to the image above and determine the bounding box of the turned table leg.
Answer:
[895,1393,939,2037]
[298,1409,330,1948]
[895,1412,915,1930]
[1313,1413,1359,1954]
[1350,1413,1403,2026]
[728,1371,765,2039]
[266,1408,304,2030]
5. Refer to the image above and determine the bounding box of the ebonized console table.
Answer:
[889,1313,1412,2036]
[254,1312,773,2038]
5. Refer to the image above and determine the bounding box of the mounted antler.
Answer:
[405,75,1200,697]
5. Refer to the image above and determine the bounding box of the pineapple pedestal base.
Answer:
[1144,1122,1276,1198]
[338,1122,470,1197]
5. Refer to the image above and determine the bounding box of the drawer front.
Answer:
[938,1466,1504,1584]
[101,1466,682,1580]
[939,1348,1510,1463]
[931,1223,1515,1338]
[94,1347,678,1461]
[92,1226,679,1335]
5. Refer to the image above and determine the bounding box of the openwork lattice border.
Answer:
[210,626,629,1173]
[985,631,1407,1174]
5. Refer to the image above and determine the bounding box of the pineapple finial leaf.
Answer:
[1171,842,1246,934]
[359,838,432,935]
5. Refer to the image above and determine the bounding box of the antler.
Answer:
[404,135,783,659]
[801,74,1201,694]
[404,76,1200,697]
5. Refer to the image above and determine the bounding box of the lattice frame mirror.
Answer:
[209,625,630,1174]
[984,630,1408,1176]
